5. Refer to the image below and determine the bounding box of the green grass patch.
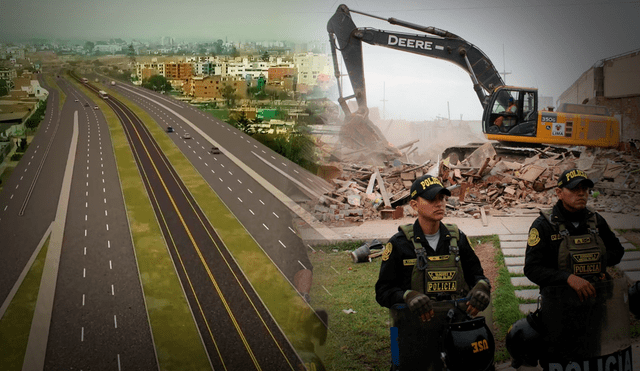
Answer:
[0,234,50,370]
[105,87,323,366]
[309,250,391,370]
[201,108,229,121]
[74,80,212,371]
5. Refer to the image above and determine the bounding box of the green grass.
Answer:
[201,108,229,121]
[0,234,50,370]
[103,86,324,366]
[74,79,212,371]
[309,247,391,370]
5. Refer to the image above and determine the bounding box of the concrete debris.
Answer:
[309,144,640,225]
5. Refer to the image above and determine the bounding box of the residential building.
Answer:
[293,52,333,88]
[164,62,193,80]
[136,61,165,80]
[557,48,640,141]
[182,75,247,100]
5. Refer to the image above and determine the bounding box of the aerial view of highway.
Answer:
[0,71,330,370]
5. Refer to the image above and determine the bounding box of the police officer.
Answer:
[524,168,624,300]
[375,175,491,369]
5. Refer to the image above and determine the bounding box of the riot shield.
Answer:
[537,278,632,369]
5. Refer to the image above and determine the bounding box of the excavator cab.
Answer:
[484,87,538,138]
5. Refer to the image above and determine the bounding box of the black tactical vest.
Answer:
[400,224,470,300]
[542,209,606,277]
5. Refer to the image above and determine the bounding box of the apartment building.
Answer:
[293,53,333,87]
[182,75,247,100]
[164,62,193,80]
[136,61,165,80]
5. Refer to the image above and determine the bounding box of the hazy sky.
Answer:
[2,0,639,121]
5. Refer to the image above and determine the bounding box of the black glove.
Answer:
[467,280,490,311]
[403,290,433,316]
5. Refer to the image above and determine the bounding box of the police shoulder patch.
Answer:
[382,242,393,261]
[528,228,540,246]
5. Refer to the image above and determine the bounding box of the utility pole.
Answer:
[380,82,388,119]
[501,44,511,84]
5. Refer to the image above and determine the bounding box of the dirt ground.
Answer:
[474,242,499,293]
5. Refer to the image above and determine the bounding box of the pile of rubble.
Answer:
[310,142,640,224]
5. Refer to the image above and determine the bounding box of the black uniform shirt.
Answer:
[374,220,488,309]
[523,200,625,289]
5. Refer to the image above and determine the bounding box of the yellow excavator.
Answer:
[327,4,620,161]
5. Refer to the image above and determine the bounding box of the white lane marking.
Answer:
[81,327,84,342]
[249,209,254,215]
[218,177,223,182]
[227,187,232,192]
[279,240,286,248]
[198,156,202,160]
[3,206,7,211]
[298,260,307,269]
[15,184,18,189]
[83,268,86,278]
[84,247,86,255]
[10,194,13,199]
[118,354,121,371]
[84,229,87,237]
[263,223,269,230]
[247,189,252,194]
[85,202,88,208]
[237,197,243,203]
[282,163,287,167]
[211,170,215,174]
[85,215,87,221]
[114,315,118,328]
[103,187,106,193]
[109,260,112,269]
[272,212,279,218]
[228,171,233,175]
[204,163,208,167]
[237,179,242,184]
[105,210,108,216]
[86,182,88,187]
[82,294,85,306]
[106,224,109,231]
[271,156,275,160]
[288,227,296,234]
[111,284,115,296]
[104,198,107,204]
[108,240,111,248]
[85,191,88,196]
[259,200,265,205]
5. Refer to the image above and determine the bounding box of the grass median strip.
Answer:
[0,234,50,370]
[106,88,322,365]
[76,80,212,371]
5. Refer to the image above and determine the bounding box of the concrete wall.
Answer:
[604,51,640,98]
[557,68,596,106]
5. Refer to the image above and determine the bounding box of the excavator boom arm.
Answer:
[327,4,504,116]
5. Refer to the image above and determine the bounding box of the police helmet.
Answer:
[443,316,495,371]
[629,281,640,319]
[506,313,544,368]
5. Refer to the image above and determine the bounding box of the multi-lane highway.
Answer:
[0,71,330,370]
[101,83,305,369]
[42,78,158,370]
[108,82,334,283]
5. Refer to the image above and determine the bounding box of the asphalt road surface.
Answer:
[110,83,329,284]
[101,84,305,369]
[0,75,68,310]
[41,78,158,370]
